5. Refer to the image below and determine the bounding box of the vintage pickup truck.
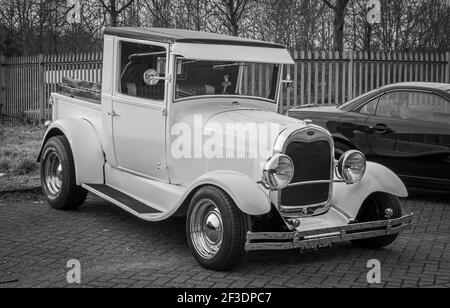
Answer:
[38,28,413,271]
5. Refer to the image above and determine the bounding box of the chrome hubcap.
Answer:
[190,199,224,260]
[44,151,63,196]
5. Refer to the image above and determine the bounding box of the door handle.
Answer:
[371,124,391,135]
[108,111,119,117]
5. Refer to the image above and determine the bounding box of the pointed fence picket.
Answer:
[0,51,448,121]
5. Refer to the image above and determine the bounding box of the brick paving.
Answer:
[0,190,449,288]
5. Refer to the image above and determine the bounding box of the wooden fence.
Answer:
[0,53,102,121]
[280,51,450,114]
[0,51,449,121]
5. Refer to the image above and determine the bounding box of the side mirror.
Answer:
[143,69,171,86]
[281,74,294,84]
[281,74,294,88]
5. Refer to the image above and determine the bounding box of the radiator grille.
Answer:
[281,140,332,207]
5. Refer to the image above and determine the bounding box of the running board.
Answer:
[83,184,162,215]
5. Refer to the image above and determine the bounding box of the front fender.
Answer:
[332,162,408,220]
[186,170,271,216]
[37,118,105,185]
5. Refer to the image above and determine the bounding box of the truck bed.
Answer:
[58,77,102,103]
[51,77,102,125]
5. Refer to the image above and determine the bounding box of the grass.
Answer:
[0,121,46,191]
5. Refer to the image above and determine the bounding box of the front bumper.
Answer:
[246,213,414,251]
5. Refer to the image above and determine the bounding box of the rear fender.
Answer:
[37,118,105,185]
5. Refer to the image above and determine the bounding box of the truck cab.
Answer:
[38,28,412,271]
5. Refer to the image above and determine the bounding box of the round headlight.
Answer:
[337,150,367,184]
[263,154,295,190]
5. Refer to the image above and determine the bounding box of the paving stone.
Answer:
[0,192,448,288]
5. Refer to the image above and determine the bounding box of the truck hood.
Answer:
[169,103,310,184]
[206,108,304,129]
[203,109,305,161]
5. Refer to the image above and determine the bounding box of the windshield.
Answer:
[174,58,280,102]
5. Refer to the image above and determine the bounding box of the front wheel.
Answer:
[352,193,402,249]
[40,136,87,211]
[186,186,250,271]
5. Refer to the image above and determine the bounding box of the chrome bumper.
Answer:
[246,214,414,251]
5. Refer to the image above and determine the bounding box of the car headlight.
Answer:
[263,154,295,190]
[337,150,367,184]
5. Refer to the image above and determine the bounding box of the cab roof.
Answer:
[104,27,285,49]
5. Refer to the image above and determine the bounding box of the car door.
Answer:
[337,97,381,156]
[396,91,450,188]
[365,90,450,188]
[364,91,418,179]
[110,40,170,182]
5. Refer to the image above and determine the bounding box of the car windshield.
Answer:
[174,57,280,102]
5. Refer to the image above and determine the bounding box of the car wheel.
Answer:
[40,136,87,211]
[351,193,402,249]
[334,141,353,160]
[186,186,250,271]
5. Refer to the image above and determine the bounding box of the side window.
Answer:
[359,98,379,115]
[376,92,409,119]
[376,91,450,123]
[407,92,450,124]
[119,41,167,101]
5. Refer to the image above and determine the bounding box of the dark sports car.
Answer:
[288,82,450,191]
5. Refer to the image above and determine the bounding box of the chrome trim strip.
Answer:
[245,213,414,251]
[287,179,345,188]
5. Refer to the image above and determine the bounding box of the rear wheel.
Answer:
[40,136,87,211]
[352,193,402,249]
[186,186,250,271]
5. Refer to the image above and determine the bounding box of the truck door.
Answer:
[110,40,170,182]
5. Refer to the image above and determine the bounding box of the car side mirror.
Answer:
[143,69,171,86]
[281,73,294,84]
[281,74,294,89]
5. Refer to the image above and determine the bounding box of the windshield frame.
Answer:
[172,57,282,104]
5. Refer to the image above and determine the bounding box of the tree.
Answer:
[97,0,136,27]
[322,0,350,52]
[181,0,215,31]
[213,0,253,36]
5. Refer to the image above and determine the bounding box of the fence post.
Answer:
[446,52,450,84]
[348,51,354,101]
[38,54,45,121]
[0,55,5,118]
